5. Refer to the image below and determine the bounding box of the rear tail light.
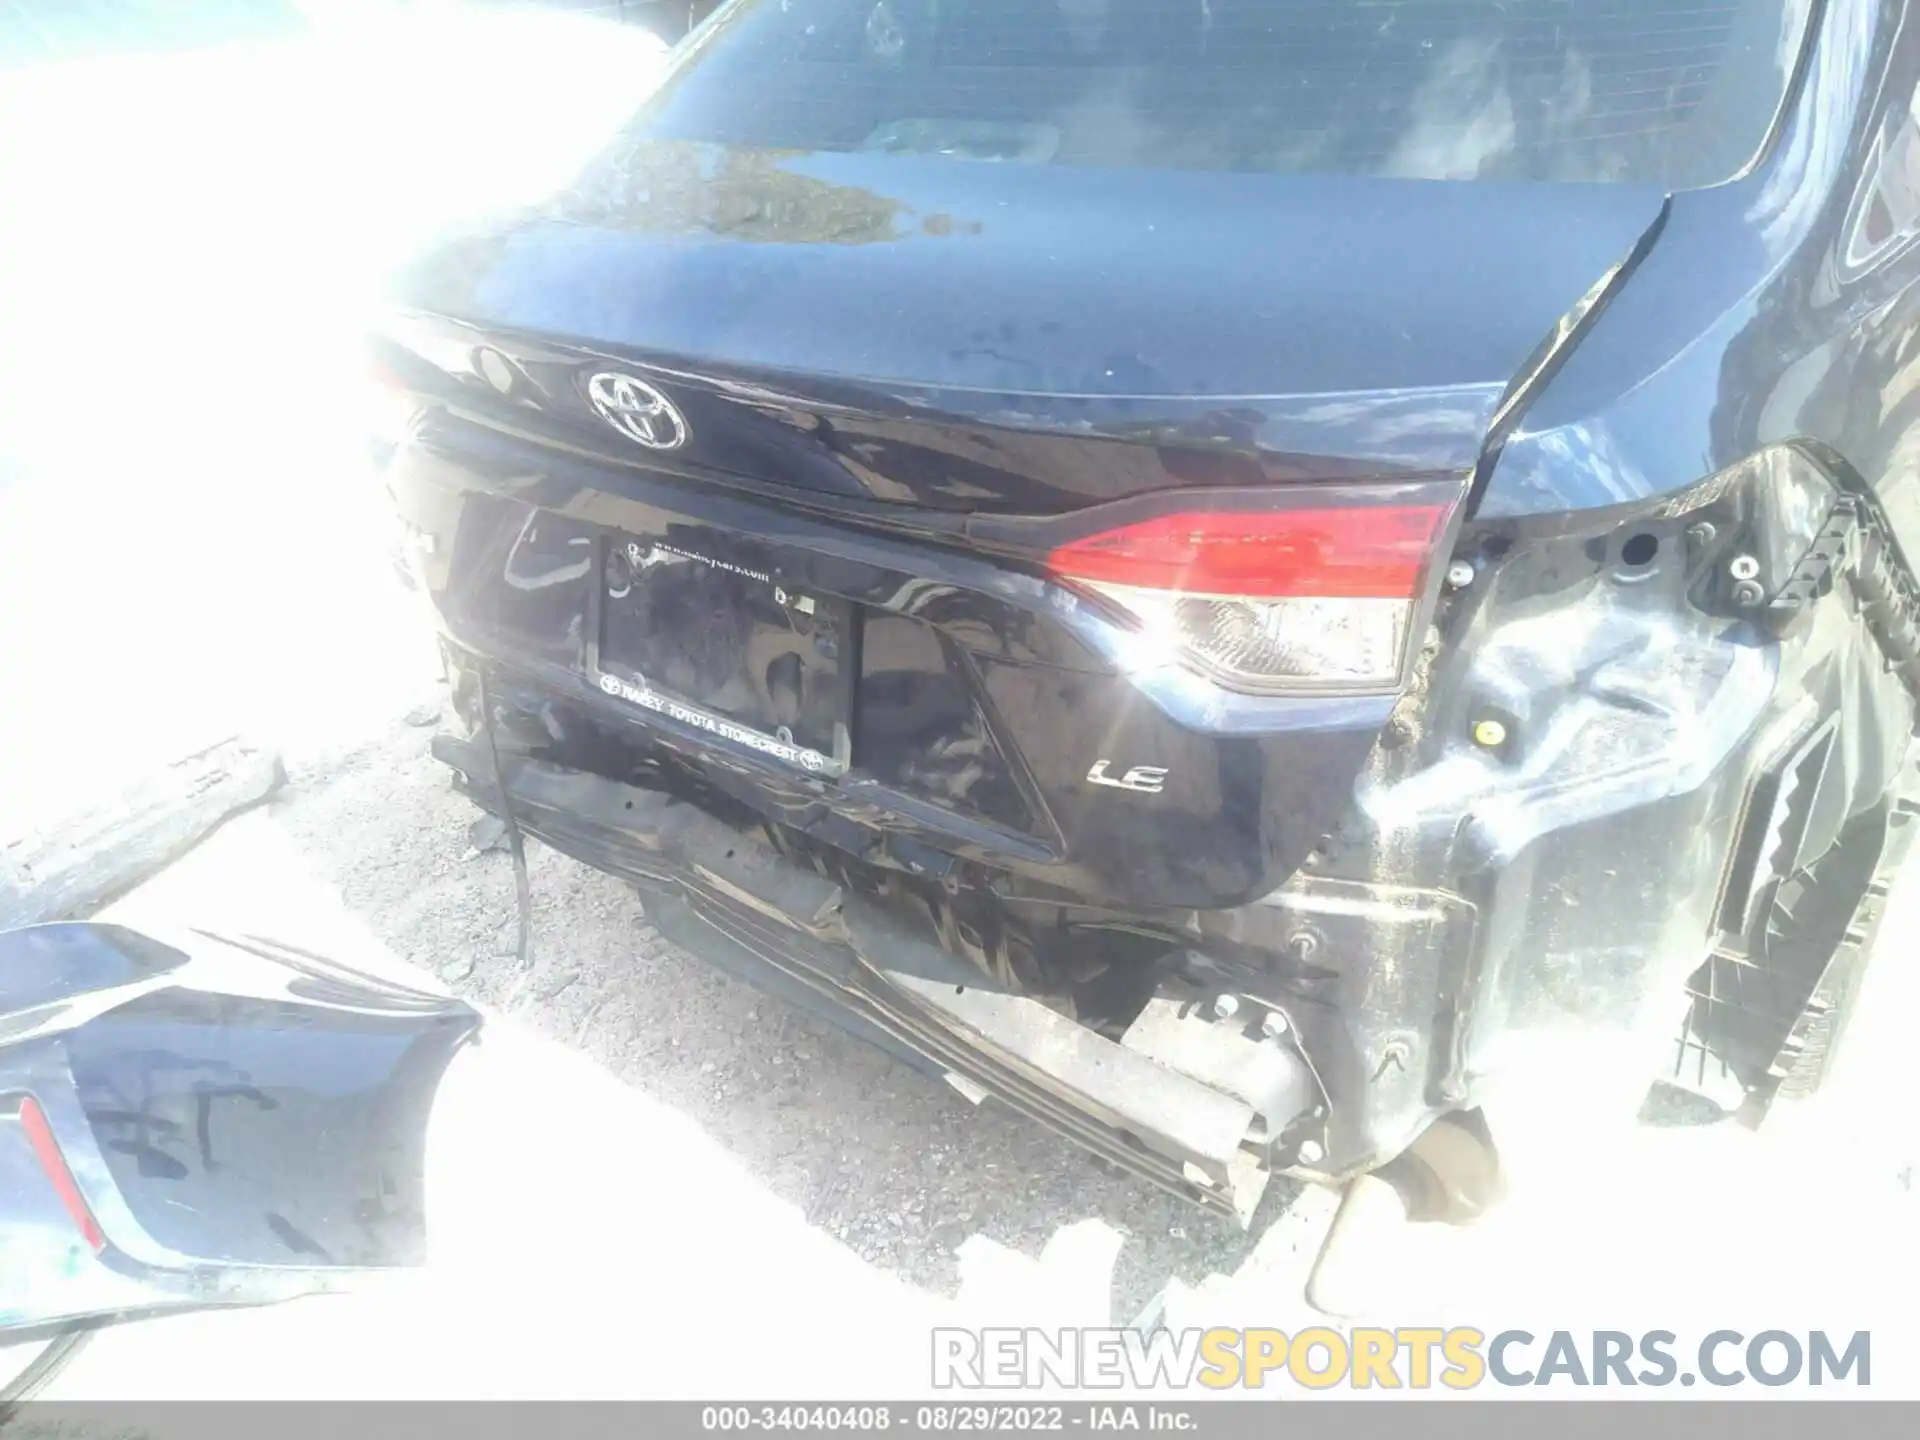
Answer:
[1047,493,1459,692]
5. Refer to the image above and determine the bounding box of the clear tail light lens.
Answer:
[1047,495,1458,692]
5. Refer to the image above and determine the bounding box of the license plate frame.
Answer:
[589,529,855,778]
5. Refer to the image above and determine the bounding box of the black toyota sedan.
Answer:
[374,0,1920,1237]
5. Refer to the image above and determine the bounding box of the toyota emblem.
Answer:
[586,371,689,451]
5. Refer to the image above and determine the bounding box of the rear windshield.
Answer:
[646,0,1809,187]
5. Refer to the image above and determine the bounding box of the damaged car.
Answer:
[375,0,1920,1248]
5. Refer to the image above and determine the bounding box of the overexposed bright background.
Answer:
[0,0,670,813]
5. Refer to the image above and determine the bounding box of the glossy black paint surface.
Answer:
[856,610,1037,836]
[392,309,1497,513]
[0,924,478,1334]
[393,430,1400,905]
[395,146,1665,424]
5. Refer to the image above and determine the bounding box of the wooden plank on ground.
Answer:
[0,736,285,929]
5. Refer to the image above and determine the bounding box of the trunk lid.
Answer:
[390,142,1665,511]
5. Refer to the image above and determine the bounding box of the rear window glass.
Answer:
[646,0,1809,186]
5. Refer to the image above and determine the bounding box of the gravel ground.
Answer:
[266,701,1299,1323]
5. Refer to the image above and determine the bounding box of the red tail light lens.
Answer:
[1047,496,1457,692]
[18,1094,107,1252]
[1048,504,1451,599]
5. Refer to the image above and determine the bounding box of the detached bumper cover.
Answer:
[0,924,478,1337]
